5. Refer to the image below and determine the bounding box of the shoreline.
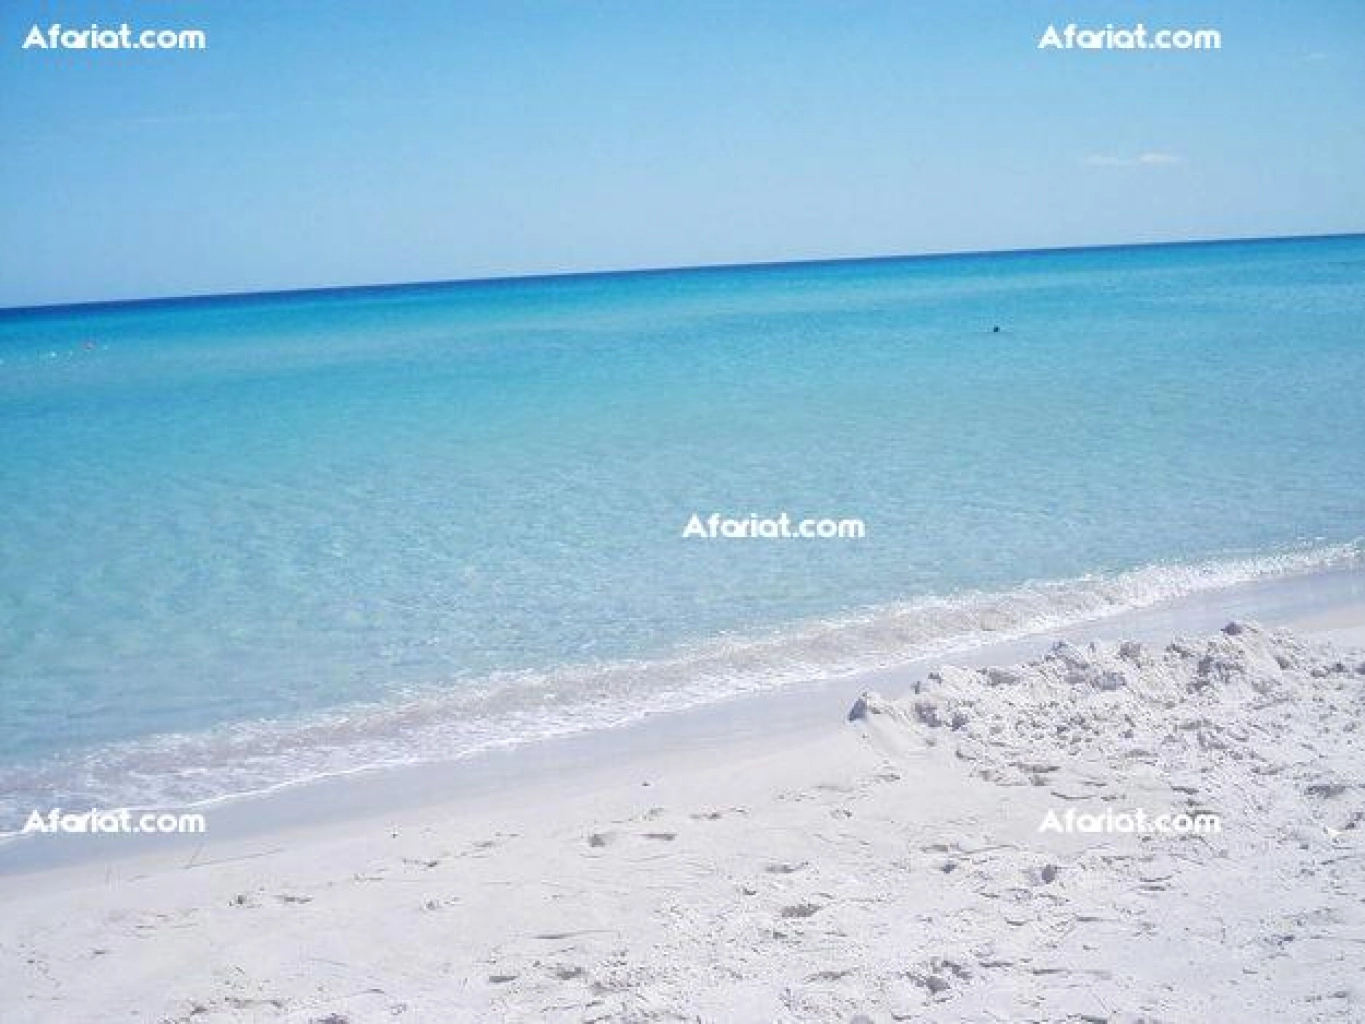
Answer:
[8,543,1358,844]
[1,582,1362,1021]
[4,562,1363,884]
[3,576,1364,1021]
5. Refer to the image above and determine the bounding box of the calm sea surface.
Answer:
[2,236,1363,826]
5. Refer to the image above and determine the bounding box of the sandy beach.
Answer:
[6,1,1364,1020]
[2,590,1363,1024]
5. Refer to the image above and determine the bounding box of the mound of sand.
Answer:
[854,621,1365,831]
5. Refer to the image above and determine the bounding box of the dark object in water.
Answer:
[991,325,1001,334]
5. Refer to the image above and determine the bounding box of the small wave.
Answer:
[0,540,1358,833]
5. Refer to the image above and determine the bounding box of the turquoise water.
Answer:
[2,236,1363,826]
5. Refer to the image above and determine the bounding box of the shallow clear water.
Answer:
[2,236,1363,825]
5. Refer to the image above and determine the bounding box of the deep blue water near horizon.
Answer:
[2,235,1364,827]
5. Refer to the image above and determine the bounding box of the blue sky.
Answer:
[1,0,1363,307]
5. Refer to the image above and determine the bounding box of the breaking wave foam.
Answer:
[1,541,1359,834]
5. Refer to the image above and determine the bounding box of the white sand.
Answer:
[2,617,1364,1023]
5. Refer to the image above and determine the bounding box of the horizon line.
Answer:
[4,230,1363,316]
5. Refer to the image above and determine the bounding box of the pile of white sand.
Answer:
[857,620,1365,831]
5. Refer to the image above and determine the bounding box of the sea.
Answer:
[2,234,1363,831]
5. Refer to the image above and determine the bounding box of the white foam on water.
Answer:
[0,540,1359,835]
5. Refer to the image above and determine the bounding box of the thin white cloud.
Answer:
[1084,152,1182,168]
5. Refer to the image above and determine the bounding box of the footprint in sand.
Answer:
[586,828,677,848]
[697,806,747,820]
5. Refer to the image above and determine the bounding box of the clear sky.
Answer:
[1,0,1363,307]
